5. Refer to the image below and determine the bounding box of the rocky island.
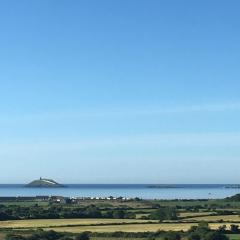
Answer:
[26,178,65,188]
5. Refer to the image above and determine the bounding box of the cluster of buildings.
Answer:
[0,195,133,204]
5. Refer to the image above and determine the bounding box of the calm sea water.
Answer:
[0,184,240,199]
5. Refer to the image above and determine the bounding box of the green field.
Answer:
[1,196,240,239]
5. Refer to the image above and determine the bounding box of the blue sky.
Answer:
[1,0,240,183]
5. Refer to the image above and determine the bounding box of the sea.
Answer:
[0,184,240,200]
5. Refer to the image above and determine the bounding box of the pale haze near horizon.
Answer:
[1,0,240,184]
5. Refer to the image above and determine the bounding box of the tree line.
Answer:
[0,204,135,220]
[0,204,182,221]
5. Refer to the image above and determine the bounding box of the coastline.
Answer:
[0,184,240,200]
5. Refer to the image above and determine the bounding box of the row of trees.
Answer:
[0,204,182,221]
[6,230,89,240]
[0,204,135,220]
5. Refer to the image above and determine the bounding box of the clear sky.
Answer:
[0,0,240,184]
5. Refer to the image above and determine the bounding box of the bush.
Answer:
[164,232,181,240]
[28,230,63,240]
[188,233,201,240]
[5,234,25,240]
[149,208,178,221]
[205,232,229,240]
[75,232,90,240]
[230,224,240,233]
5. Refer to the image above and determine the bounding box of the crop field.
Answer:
[0,218,158,229]
[179,211,215,218]
[45,223,240,233]
[183,214,240,222]
[46,223,198,233]
[2,219,240,233]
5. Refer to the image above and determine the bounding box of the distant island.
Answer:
[26,178,65,188]
[224,185,240,189]
[147,185,183,188]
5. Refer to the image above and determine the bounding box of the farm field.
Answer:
[179,211,215,218]
[45,223,240,233]
[0,218,157,229]
[183,214,240,222]
[46,223,198,233]
[2,219,240,233]
[2,196,240,239]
